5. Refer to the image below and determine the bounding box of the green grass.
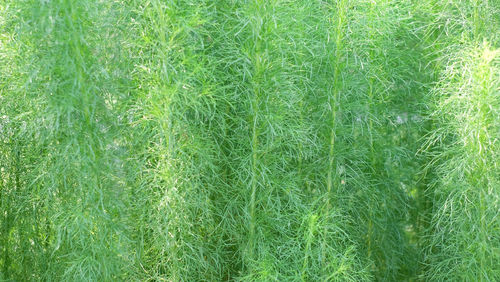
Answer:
[1,0,498,281]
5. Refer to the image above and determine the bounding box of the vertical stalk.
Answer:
[366,2,376,267]
[245,0,271,268]
[479,188,486,282]
[151,1,178,278]
[326,0,347,212]
[248,78,259,264]
[301,214,317,281]
[248,6,263,267]
[322,0,348,272]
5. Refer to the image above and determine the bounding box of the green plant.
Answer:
[422,41,499,281]
[1,0,498,281]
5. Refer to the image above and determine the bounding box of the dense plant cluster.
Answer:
[1,0,498,281]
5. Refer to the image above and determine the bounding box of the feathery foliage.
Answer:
[1,0,498,280]
[417,0,500,280]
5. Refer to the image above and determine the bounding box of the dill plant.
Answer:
[1,0,499,281]
[422,42,500,282]
[211,1,326,279]
[418,0,500,280]
[291,1,428,280]
[422,42,500,281]
[342,0,431,279]
[298,0,375,280]
[206,0,373,279]
[0,4,30,279]
[1,0,134,280]
[120,0,229,280]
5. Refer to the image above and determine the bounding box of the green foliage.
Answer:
[416,1,500,280]
[0,0,498,281]
[423,41,499,282]
[1,0,133,280]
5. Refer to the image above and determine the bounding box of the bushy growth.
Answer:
[0,0,498,281]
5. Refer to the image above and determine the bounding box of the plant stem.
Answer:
[322,0,347,271]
